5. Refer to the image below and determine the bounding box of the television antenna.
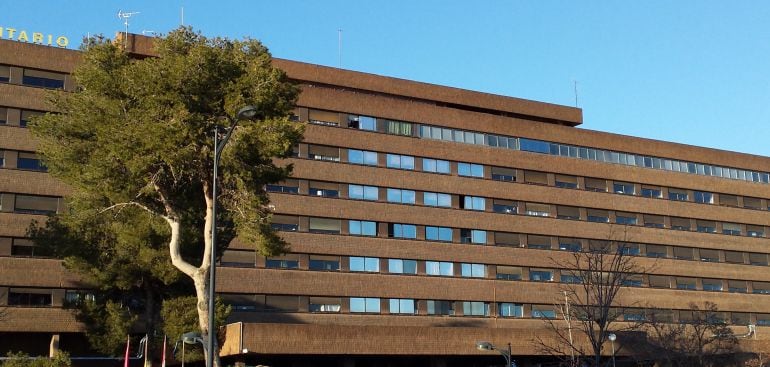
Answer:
[118,10,140,37]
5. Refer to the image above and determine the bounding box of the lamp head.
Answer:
[236,105,259,120]
[476,341,495,351]
[608,333,617,342]
[182,331,202,345]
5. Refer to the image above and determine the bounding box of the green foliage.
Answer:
[161,296,230,362]
[1,352,71,367]
[31,27,303,254]
[74,300,138,355]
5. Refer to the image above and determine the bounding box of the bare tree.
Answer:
[535,226,647,367]
[633,302,741,367]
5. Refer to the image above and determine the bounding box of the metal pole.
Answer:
[207,128,218,367]
[611,339,616,367]
[506,343,512,367]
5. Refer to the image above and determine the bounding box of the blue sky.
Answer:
[2,1,769,156]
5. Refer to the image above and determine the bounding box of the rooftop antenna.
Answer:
[181,7,184,26]
[337,28,342,69]
[117,10,140,46]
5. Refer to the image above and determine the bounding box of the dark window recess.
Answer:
[309,259,340,271]
[271,223,298,231]
[22,76,64,89]
[8,292,52,306]
[265,184,298,194]
[309,187,339,198]
[265,259,299,269]
[17,158,46,171]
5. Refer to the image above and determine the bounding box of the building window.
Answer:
[555,174,578,189]
[386,120,412,136]
[22,68,65,89]
[728,280,747,293]
[386,188,416,204]
[622,276,643,287]
[309,256,340,271]
[427,300,454,315]
[270,215,299,232]
[348,184,378,201]
[0,65,9,83]
[389,299,416,314]
[584,178,607,192]
[349,220,377,236]
[309,181,340,198]
[308,109,339,126]
[613,182,635,195]
[10,238,36,257]
[16,152,46,171]
[307,145,340,161]
[422,158,450,174]
[702,279,723,292]
[14,194,59,215]
[386,154,415,170]
[266,295,301,312]
[349,257,380,272]
[645,244,667,258]
[556,205,580,220]
[493,200,518,214]
[460,263,485,278]
[696,220,716,233]
[524,203,550,217]
[350,297,380,313]
[388,259,417,274]
[64,290,95,307]
[458,162,484,177]
[462,301,489,316]
[265,257,299,269]
[460,229,486,244]
[424,192,452,207]
[348,149,378,166]
[618,243,640,256]
[425,226,453,242]
[523,170,548,185]
[529,269,553,282]
[531,305,557,319]
[560,271,582,284]
[694,191,714,204]
[308,217,341,234]
[388,223,417,239]
[641,185,662,198]
[722,223,741,236]
[491,166,516,182]
[348,115,375,130]
[676,278,696,290]
[461,196,485,211]
[499,303,523,317]
[586,209,609,223]
[496,266,522,280]
[8,291,52,307]
[426,261,453,276]
[615,212,637,225]
[309,297,342,312]
[668,189,689,201]
[558,239,582,252]
[266,179,299,194]
[527,235,551,250]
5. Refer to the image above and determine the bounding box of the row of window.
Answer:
[268,214,770,268]
[0,193,62,215]
[222,292,770,326]
[2,289,92,307]
[0,150,47,171]
[251,252,770,295]
[269,178,770,240]
[0,65,67,89]
[304,144,770,213]
[305,107,770,185]
[0,107,45,128]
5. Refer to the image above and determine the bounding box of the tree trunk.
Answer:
[192,270,221,367]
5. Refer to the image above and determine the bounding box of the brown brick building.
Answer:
[2,34,770,366]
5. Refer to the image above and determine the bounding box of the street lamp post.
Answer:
[208,106,259,367]
[608,333,617,367]
[477,341,516,367]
